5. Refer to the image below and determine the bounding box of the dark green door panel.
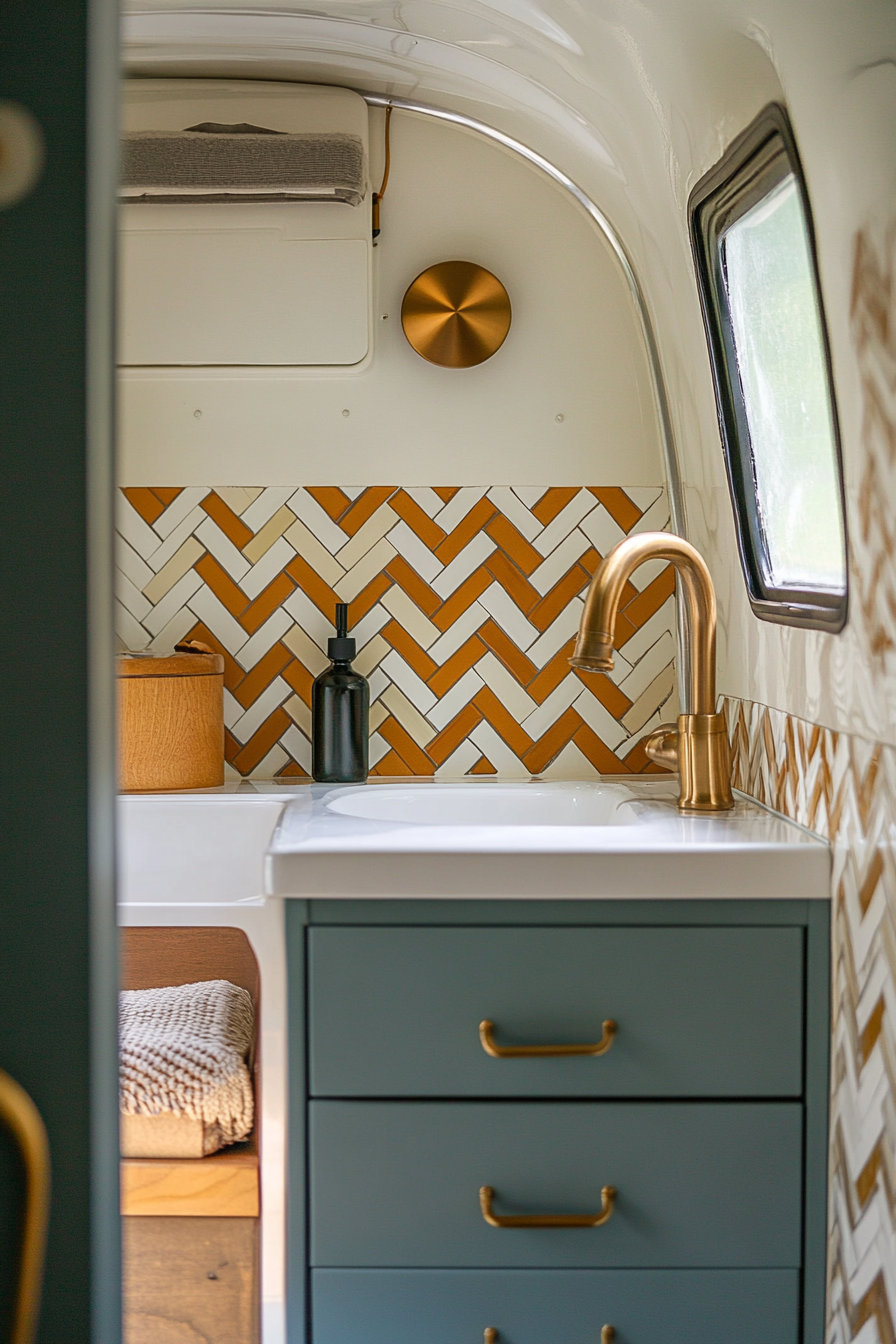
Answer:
[307,926,803,1096]
[312,1268,801,1344]
[309,1101,802,1268]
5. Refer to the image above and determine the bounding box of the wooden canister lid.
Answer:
[117,640,225,678]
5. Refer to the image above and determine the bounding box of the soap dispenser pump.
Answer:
[312,602,369,783]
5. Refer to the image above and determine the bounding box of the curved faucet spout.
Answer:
[570,532,732,811]
[570,532,717,716]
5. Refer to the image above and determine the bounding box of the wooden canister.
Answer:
[118,642,225,791]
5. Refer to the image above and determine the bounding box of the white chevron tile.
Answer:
[478,584,539,651]
[241,487,296,533]
[142,537,204,606]
[433,533,496,599]
[521,673,582,739]
[527,600,583,668]
[250,744,289,779]
[286,488,350,553]
[435,740,481,777]
[231,676,291,744]
[630,494,671,533]
[381,683,437,747]
[349,602,391,649]
[215,487,263,517]
[282,723,311,772]
[115,599,149,651]
[626,487,664,511]
[241,535,297,601]
[117,495,162,561]
[355,634,390,678]
[187,585,249,656]
[235,608,293,672]
[195,515,251,581]
[540,740,601,779]
[144,569,204,637]
[369,732,390,768]
[469,720,528,776]
[118,536,154,591]
[341,486,367,501]
[369,700,389,735]
[146,507,207,574]
[428,602,489,664]
[116,568,153,622]
[529,529,590,595]
[283,517,343,587]
[223,688,243,730]
[617,631,676,702]
[285,694,312,739]
[404,488,444,517]
[532,489,596,557]
[381,649,437,715]
[381,583,441,649]
[475,651,538,722]
[487,487,543,541]
[618,595,676,664]
[283,587,331,648]
[386,519,442,583]
[574,687,628,751]
[628,557,668,592]
[511,487,546,509]
[368,666,389,704]
[622,662,676,733]
[335,537,397,601]
[429,668,484,731]
[148,606,198,654]
[335,503,397,570]
[283,621,329,676]
[154,487,210,539]
[432,486,489,532]
[579,503,626,557]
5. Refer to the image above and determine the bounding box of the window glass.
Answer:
[722,174,845,591]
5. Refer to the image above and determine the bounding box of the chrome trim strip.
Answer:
[360,90,686,541]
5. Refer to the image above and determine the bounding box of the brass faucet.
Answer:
[570,532,733,811]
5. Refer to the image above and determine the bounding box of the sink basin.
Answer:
[324,782,638,827]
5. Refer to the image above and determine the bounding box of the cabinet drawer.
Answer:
[312,1269,800,1344]
[308,926,803,1096]
[310,1101,802,1268]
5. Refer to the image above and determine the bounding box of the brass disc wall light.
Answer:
[401,260,511,368]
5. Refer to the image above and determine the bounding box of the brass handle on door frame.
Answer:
[480,1184,615,1228]
[484,1324,616,1342]
[0,1068,51,1344]
[479,1019,617,1057]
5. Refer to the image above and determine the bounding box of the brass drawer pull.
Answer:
[479,1018,617,1057]
[480,1183,616,1228]
[484,1326,616,1342]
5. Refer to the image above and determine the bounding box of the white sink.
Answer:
[324,782,638,827]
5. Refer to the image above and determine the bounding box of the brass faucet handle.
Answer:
[644,723,679,770]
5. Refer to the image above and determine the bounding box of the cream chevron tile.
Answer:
[429,668,485,731]
[387,519,442,582]
[486,487,543,541]
[286,488,350,553]
[381,683,437,748]
[118,537,155,591]
[334,503,397,569]
[428,603,489,663]
[142,537,204,606]
[580,504,626,556]
[283,622,329,677]
[476,652,538,723]
[195,516,251,581]
[187,585,248,655]
[532,490,596,557]
[529,529,590,595]
[283,517,343,585]
[146,507,207,574]
[143,570,203,638]
[231,677,291,744]
[478,584,538,650]
[432,486,489,531]
[335,537,396,601]
[154,487,210,540]
[432,533,496,599]
[243,505,297,565]
[242,536,297,601]
[116,599,149,651]
[381,584,441,649]
[380,650,437,715]
[216,487,264,518]
[235,609,293,672]
[148,608,198,654]
[241,487,295,533]
[116,568,153,622]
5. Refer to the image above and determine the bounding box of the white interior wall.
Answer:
[119,106,663,487]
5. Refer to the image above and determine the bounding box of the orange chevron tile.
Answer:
[433,487,459,502]
[574,722,630,774]
[306,487,351,521]
[195,553,250,620]
[470,755,497,774]
[240,572,295,635]
[621,735,664,773]
[486,550,540,614]
[233,707,292,774]
[574,663,633,718]
[386,556,441,618]
[579,546,602,575]
[473,686,534,757]
[524,707,583,773]
[532,488,578,526]
[428,635,487,698]
[478,619,537,686]
[348,572,392,626]
[590,487,641,532]
[123,487,165,526]
[610,610,638,647]
[622,563,675,627]
[182,621,244,695]
[277,760,308,778]
[224,728,241,765]
[338,487,396,536]
[286,553,339,619]
[201,491,254,550]
[382,619,438,681]
[389,489,447,549]
[436,496,497,564]
[432,567,493,632]
[427,703,483,765]
[379,716,436,775]
[151,487,184,508]
[485,513,543,575]
[371,749,411,776]
[233,641,293,711]
[529,564,588,632]
[528,641,578,705]
[282,658,314,707]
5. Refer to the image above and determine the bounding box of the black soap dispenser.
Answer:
[312,602,369,782]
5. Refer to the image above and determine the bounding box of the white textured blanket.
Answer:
[119,979,255,1156]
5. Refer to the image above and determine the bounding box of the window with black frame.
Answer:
[689,103,848,632]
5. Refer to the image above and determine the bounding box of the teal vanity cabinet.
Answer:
[286,898,830,1344]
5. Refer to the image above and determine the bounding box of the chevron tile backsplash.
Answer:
[115,486,677,779]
